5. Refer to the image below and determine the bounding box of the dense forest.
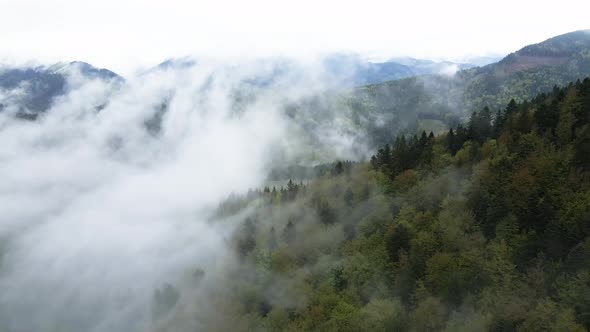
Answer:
[157,77,590,331]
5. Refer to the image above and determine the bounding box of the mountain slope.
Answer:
[460,29,590,110]
[0,62,121,116]
[182,77,590,332]
[0,68,66,114]
[346,30,590,146]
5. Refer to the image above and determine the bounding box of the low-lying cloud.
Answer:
[0,59,367,331]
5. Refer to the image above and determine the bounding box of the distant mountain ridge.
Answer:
[0,55,476,115]
[150,54,475,86]
[2,29,589,133]
[388,57,475,75]
[48,61,120,80]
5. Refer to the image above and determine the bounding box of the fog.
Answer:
[0,59,366,331]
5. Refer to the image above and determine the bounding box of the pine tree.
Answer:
[344,187,354,207]
[493,109,504,138]
[447,128,456,153]
[267,226,278,251]
[333,161,344,175]
[282,219,296,246]
[534,103,559,135]
[506,98,518,116]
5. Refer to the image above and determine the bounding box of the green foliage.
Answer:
[355,298,408,332]
[160,77,590,331]
[517,299,585,332]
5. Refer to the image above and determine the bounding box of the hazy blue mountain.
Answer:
[388,56,474,75]
[321,54,474,85]
[0,62,121,117]
[152,54,475,88]
[0,67,66,114]
[457,55,503,66]
[320,54,415,85]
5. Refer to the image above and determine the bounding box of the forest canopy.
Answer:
[162,77,590,331]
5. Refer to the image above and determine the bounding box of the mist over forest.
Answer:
[1,4,590,331]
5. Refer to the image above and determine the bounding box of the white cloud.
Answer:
[0,59,368,331]
[0,0,588,74]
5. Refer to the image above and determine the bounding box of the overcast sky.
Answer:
[0,0,588,75]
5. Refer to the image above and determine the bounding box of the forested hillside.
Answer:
[162,77,590,331]
[345,30,590,148]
